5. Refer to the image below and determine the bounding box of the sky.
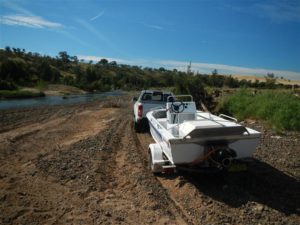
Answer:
[0,0,300,80]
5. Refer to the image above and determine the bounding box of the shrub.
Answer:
[0,80,18,90]
[0,90,45,99]
[218,90,300,131]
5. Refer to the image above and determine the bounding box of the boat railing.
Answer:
[150,106,165,111]
[197,112,238,123]
[218,114,238,122]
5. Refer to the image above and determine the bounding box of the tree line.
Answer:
[0,47,297,95]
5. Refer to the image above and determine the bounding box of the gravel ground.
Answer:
[0,96,299,224]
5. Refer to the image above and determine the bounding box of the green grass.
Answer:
[0,90,45,99]
[217,89,300,132]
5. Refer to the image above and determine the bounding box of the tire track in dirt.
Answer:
[111,114,191,224]
[134,131,197,224]
[77,107,190,224]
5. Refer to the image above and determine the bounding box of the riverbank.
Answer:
[0,90,124,110]
[39,84,87,96]
[0,84,87,100]
[0,90,45,99]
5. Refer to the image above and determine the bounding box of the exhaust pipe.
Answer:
[221,157,232,168]
[209,146,237,168]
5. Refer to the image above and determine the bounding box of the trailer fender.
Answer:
[148,143,164,173]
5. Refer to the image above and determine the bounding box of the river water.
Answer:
[0,91,123,110]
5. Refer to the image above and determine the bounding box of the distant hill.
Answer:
[232,74,300,86]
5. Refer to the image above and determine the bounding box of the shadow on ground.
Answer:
[173,159,299,216]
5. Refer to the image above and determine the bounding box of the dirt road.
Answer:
[0,96,299,224]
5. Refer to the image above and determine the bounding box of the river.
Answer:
[0,91,123,110]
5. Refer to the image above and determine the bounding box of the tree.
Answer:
[5,46,11,53]
[224,75,239,88]
[99,58,108,65]
[62,76,75,85]
[253,79,260,88]
[173,74,207,107]
[159,67,166,72]
[51,68,60,83]
[70,56,79,64]
[109,61,117,66]
[86,67,97,82]
[1,58,28,84]
[39,61,53,82]
[58,51,70,64]
[212,69,218,75]
[265,73,276,89]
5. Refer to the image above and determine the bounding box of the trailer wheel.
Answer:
[148,150,161,174]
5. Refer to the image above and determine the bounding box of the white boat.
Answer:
[146,95,261,174]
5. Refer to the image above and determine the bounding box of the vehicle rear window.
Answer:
[141,92,163,101]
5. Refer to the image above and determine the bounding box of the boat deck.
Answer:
[155,111,260,139]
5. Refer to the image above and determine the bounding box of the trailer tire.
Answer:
[148,149,161,174]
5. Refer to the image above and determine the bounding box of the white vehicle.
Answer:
[133,90,173,132]
[146,95,261,174]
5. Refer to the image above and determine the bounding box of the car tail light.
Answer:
[138,104,143,118]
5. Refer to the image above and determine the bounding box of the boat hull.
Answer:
[147,110,261,165]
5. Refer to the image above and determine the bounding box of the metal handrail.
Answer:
[219,114,238,122]
[150,106,165,111]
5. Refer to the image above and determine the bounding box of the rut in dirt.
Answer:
[76,109,191,225]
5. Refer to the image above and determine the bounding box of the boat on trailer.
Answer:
[146,95,261,174]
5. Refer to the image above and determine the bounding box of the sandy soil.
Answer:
[0,96,299,225]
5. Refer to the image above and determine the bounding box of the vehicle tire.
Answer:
[144,121,150,132]
[134,121,141,132]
